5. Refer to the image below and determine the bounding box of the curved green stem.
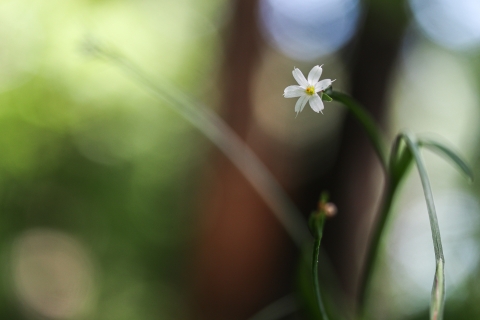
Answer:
[328,90,388,171]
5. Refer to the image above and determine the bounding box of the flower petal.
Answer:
[309,94,324,113]
[307,65,323,85]
[283,85,305,98]
[315,79,332,92]
[292,68,308,87]
[294,94,309,115]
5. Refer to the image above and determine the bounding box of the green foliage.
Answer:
[332,91,473,320]
[401,133,446,320]
[321,92,333,102]
[418,137,474,182]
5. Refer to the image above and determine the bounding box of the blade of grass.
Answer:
[85,40,311,248]
[418,137,474,182]
[361,133,470,319]
[402,132,445,320]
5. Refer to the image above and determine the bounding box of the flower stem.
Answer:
[327,90,394,316]
[328,90,388,171]
[311,212,330,320]
[309,193,333,320]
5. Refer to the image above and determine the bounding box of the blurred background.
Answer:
[0,0,479,319]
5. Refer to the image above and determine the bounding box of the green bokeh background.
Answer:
[1,0,480,319]
[0,0,225,318]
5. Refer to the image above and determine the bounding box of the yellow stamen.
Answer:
[305,86,315,95]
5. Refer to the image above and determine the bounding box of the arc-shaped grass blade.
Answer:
[419,137,474,183]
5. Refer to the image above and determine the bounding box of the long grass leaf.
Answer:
[86,41,311,247]
[419,138,474,182]
[402,133,445,320]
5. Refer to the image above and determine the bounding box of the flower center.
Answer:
[305,86,315,95]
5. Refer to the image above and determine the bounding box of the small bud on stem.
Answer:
[323,202,337,218]
[318,199,337,219]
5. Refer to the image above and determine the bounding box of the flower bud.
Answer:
[322,202,337,218]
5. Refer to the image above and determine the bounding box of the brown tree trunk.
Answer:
[191,1,295,319]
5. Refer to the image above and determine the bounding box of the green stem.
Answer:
[311,213,329,320]
[328,90,388,171]
[406,135,444,244]
[326,90,454,320]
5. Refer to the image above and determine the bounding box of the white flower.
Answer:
[283,65,333,116]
